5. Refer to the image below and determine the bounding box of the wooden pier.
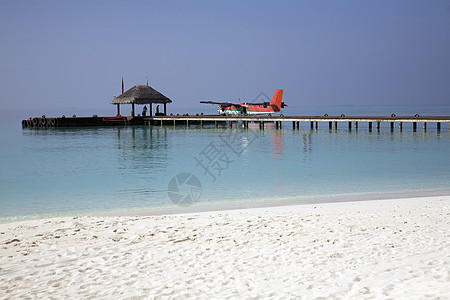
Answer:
[22,116,147,128]
[146,115,450,132]
[22,114,450,132]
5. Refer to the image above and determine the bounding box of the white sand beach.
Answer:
[0,196,449,299]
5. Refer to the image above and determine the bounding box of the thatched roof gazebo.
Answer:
[110,85,172,117]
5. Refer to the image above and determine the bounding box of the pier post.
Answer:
[215,121,217,127]
[413,122,417,131]
[329,121,332,129]
[310,121,313,129]
[354,121,358,130]
[160,120,163,126]
[437,122,441,132]
[173,120,176,126]
[334,121,337,130]
[376,122,380,131]
[229,121,232,128]
[279,121,282,129]
[348,122,352,130]
[368,122,372,130]
[314,121,318,129]
[399,122,402,131]
[293,121,295,129]
[260,121,264,130]
[423,122,427,131]
[276,121,279,129]
[390,122,394,132]
[245,121,248,128]
[296,121,299,129]
[200,120,203,127]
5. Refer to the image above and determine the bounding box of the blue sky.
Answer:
[0,0,449,116]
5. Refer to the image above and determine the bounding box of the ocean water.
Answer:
[1,106,450,222]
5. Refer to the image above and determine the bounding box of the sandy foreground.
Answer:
[0,196,449,299]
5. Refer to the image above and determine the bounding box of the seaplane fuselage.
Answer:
[201,89,286,116]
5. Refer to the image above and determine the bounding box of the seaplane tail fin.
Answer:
[269,89,284,110]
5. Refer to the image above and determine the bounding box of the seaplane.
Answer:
[200,89,286,116]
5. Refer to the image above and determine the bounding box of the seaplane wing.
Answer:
[199,101,243,108]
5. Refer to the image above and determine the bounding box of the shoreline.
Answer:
[1,195,448,298]
[2,187,450,224]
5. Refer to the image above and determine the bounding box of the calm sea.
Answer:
[1,106,450,222]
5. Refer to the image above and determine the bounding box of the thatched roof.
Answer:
[110,85,172,105]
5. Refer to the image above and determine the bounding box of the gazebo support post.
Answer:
[149,104,153,117]
[164,103,167,116]
[131,103,135,117]
[116,104,120,116]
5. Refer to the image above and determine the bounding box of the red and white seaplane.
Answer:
[200,89,286,116]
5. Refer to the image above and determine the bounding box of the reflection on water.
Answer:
[271,131,283,160]
[116,126,169,172]
[302,132,312,154]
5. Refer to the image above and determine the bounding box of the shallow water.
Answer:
[1,106,450,221]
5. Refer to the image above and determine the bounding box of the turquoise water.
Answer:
[1,106,450,222]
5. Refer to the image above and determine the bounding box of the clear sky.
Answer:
[0,0,449,116]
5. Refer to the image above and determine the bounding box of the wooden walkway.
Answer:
[22,115,450,131]
[147,115,450,131]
